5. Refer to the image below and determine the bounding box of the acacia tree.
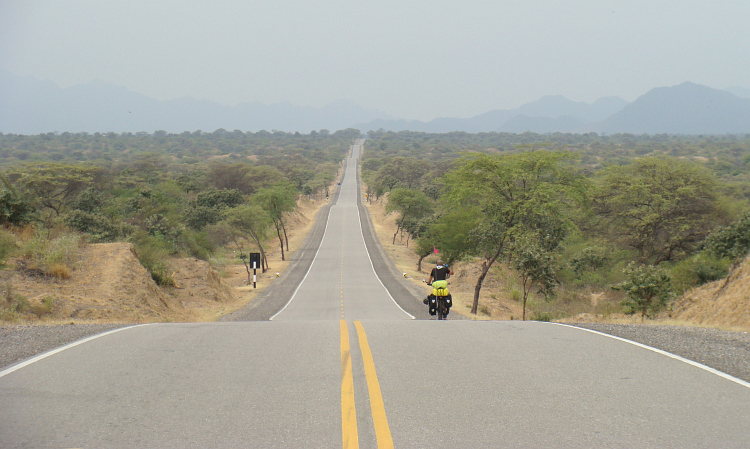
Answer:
[443,151,585,314]
[6,162,100,223]
[254,183,297,261]
[222,204,272,275]
[385,188,433,245]
[413,209,479,271]
[592,157,723,265]
[512,241,558,321]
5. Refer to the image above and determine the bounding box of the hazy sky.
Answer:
[1,0,748,121]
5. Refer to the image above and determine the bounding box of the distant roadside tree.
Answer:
[208,163,252,193]
[385,188,433,245]
[5,162,100,224]
[443,151,585,314]
[592,157,723,265]
[512,240,558,321]
[221,204,272,275]
[413,209,478,271]
[254,184,297,261]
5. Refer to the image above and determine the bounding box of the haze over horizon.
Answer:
[2,1,749,122]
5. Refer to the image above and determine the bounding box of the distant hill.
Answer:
[3,71,749,135]
[0,72,391,134]
[354,96,627,133]
[497,115,589,134]
[726,86,750,99]
[596,82,750,134]
[358,84,750,135]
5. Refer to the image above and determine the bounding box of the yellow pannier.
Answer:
[431,280,450,297]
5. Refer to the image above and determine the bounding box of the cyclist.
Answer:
[427,260,453,285]
[426,260,454,319]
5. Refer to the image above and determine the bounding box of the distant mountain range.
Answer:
[0,71,392,135]
[1,71,749,135]
[357,83,750,135]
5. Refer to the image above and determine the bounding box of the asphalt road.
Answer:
[1,140,749,448]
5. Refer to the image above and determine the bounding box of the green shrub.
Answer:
[703,211,750,263]
[182,230,213,260]
[614,263,675,319]
[19,232,81,277]
[569,246,610,276]
[65,210,121,242]
[670,254,729,293]
[530,312,553,322]
[0,230,18,267]
[0,189,34,225]
[129,230,175,287]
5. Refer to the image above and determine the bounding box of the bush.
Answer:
[703,212,750,262]
[19,232,82,278]
[65,210,121,242]
[129,230,175,286]
[614,263,675,319]
[0,230,18,267]
[530,312,553,322]
[0,189,34,225]
[669,254,729,293]
[569,246,610,276]
[182,230,213,260]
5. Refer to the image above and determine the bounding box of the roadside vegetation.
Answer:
[362,131,750,321]
[0,128,357,320]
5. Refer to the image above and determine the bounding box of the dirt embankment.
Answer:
[0,195,328,324]
[2,242,221,323]
[670,257,750,329]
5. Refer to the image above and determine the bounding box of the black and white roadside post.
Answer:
[249,253,261,289]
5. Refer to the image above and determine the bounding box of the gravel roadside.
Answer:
[0,323,129,371]
[2,322,749,385]
[566,323,750,383]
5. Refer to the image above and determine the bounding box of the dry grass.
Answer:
[0,173,340,324]
[667,257,750,331]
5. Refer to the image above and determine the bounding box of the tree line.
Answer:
[0,130,357,291]
[363,133,750,320]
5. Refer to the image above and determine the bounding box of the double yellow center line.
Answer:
[340,319,394,449]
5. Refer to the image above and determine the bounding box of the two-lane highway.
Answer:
[271,140,412,322]
[1,139,749,448]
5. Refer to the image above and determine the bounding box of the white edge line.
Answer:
[272,142,414,321]
[550,322,750,390]
[355,165,415,320]
[269,174,337,320]
[0,324,152,379]
[269,144,357,320]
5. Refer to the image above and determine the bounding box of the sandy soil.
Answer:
[0,194,332,325]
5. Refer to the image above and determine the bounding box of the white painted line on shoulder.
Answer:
[356,192,415,320]
[270,144,358,320]
[269,202,333,321]
[0,324,152,379]
[552,322,750,390]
